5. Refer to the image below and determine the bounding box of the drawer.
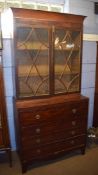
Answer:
[19,106,59,126]
[21,125,86,149]
[60,117,87,129]
[22,135,86,161]
[18,101,88,127]
[63,101,88,118]
[20,117,87,138]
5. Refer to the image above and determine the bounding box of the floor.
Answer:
[0,144,98,175]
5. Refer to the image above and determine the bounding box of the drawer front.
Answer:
[21,122,86,138]
[22,135,86,161]
[21,123,86,149]
[21,117,86,136]
[18,98,88,159]
[18,101,88,127]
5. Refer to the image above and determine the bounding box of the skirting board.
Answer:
[83,34,98,41]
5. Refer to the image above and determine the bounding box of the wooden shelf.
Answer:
[16,41,80,51]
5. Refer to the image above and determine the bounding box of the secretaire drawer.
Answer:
[18,100,88,127]
[18,105,59,126]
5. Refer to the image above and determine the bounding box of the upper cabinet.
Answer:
[10,8,85,99]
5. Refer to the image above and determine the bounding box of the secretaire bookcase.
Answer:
[5,8,89,173]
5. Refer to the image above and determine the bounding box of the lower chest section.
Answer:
[16,97,88,161]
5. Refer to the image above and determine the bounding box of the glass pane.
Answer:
[54,28,81,94]
[16,26,50,98]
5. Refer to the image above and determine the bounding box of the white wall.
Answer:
[64,0,98,128]
[2,0,98,150]
[2,39,16,150]
[82,41,96,127]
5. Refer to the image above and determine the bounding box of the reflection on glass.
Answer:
[54,29,81,94]
[15,23,81,98]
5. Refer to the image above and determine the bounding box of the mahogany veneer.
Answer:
[8,8,89,173]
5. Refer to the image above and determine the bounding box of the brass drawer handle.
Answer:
[35,114,40,119]
[71,130,76,135]
[36,138,40,143]
[35,128,40,133]
[70,140,75,145]
[72,108,77,114]
[72,121,76,126]
[36,149,41,153]
[54,150,64,155]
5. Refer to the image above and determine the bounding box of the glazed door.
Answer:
[54,27,81,94]
[15,21,82,98]
[15,23,51,98]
